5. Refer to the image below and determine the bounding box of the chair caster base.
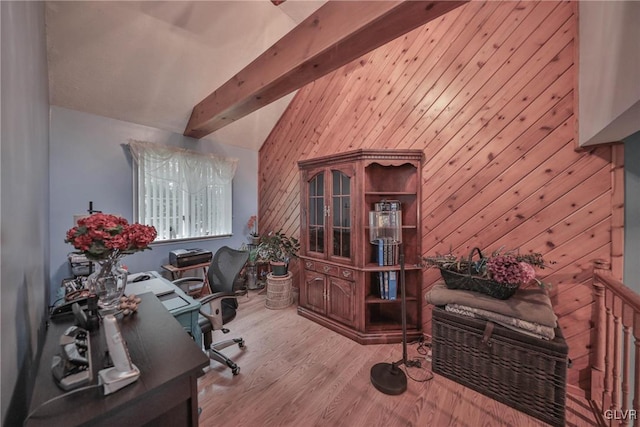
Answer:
[208,337,245,375]
[226,360,240,375]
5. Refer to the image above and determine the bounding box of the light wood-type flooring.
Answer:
[197,289,598,427]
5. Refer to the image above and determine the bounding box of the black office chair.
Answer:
[173,246,249,375]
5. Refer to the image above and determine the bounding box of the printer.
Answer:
[169,248,213,268]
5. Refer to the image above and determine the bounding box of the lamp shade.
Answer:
[369,209,402,244]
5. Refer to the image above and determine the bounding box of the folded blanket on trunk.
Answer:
[425,282,557,328]
[445,304,556,340]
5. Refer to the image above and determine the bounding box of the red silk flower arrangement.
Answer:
[65,213,157,261]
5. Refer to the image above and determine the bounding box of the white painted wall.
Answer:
[1,1,50,422]
[579,1,640,146]
[49,106,258,300]
[44,1,315,152]
[1,4,263,419]
[623,131,640,412]
[625,131,640,291]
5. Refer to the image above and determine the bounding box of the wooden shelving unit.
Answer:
[298,149,423,344]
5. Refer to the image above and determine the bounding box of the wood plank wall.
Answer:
[258,0,615,394]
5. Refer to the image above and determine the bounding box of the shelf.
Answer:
[364,191,417,196]
[363,263,422,271]
[366,322,421,332]
[365,295,417,304]
[364,225,417,230]
[299,149,423,345]
[366,322,406,331]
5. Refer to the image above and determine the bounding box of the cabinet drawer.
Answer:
[318,263,339,277]
[304,260,316,271]
[303,259,354,280]
[340,268,355,280]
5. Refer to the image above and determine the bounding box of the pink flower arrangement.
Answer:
[66,213,157,261]
[486,255,537,285]
[424,248,551,288]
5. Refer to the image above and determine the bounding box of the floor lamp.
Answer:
[368,204,410,395]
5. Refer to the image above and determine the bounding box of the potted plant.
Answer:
[247,215,260,245]
[257,230,300,276]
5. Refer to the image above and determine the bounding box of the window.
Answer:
[129,140,237,242]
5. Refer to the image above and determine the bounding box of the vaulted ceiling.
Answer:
[45,1,326,151]
[45,1,640,152]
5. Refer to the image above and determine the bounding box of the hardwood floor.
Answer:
[197,290,598,427]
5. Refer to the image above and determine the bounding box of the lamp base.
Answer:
[370,362,407,395]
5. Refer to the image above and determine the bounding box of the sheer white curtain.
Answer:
[128,140,238,241]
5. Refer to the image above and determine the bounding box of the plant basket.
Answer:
[439,248,519,300]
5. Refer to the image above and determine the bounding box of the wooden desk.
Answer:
[162,262,211,297]
[25,293,209,427]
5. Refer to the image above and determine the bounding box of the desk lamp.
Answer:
[368,202,409,395]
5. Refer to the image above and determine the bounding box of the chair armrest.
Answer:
[172,277,203,285]
[199,291,237,305]
[198,291,240,330]
[172,277,206,295]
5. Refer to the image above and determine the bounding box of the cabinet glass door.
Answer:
[308,172,325,254]
[331,170,351,259]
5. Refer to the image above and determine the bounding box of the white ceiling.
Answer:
[46,1,640,152]
[45,1,326,151]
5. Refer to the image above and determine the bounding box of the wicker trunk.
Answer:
[431,307,568,427]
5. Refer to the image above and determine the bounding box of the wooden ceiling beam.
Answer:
[184,0,468,139]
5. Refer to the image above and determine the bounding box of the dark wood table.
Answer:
[25,293,209,426]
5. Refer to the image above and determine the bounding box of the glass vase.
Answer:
[88,257,128,310]
[246,264,258,289]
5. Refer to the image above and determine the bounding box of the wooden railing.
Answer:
[592,260,640,426]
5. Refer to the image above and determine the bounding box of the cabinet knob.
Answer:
[323,266,330,273]
[342,270,352,278]
[305,261,313,269]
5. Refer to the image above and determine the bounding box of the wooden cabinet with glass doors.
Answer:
[298,149,423,344]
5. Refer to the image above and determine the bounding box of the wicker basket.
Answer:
[432,307,568,427]
[265,272,292,310]
[439,248,519,300]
